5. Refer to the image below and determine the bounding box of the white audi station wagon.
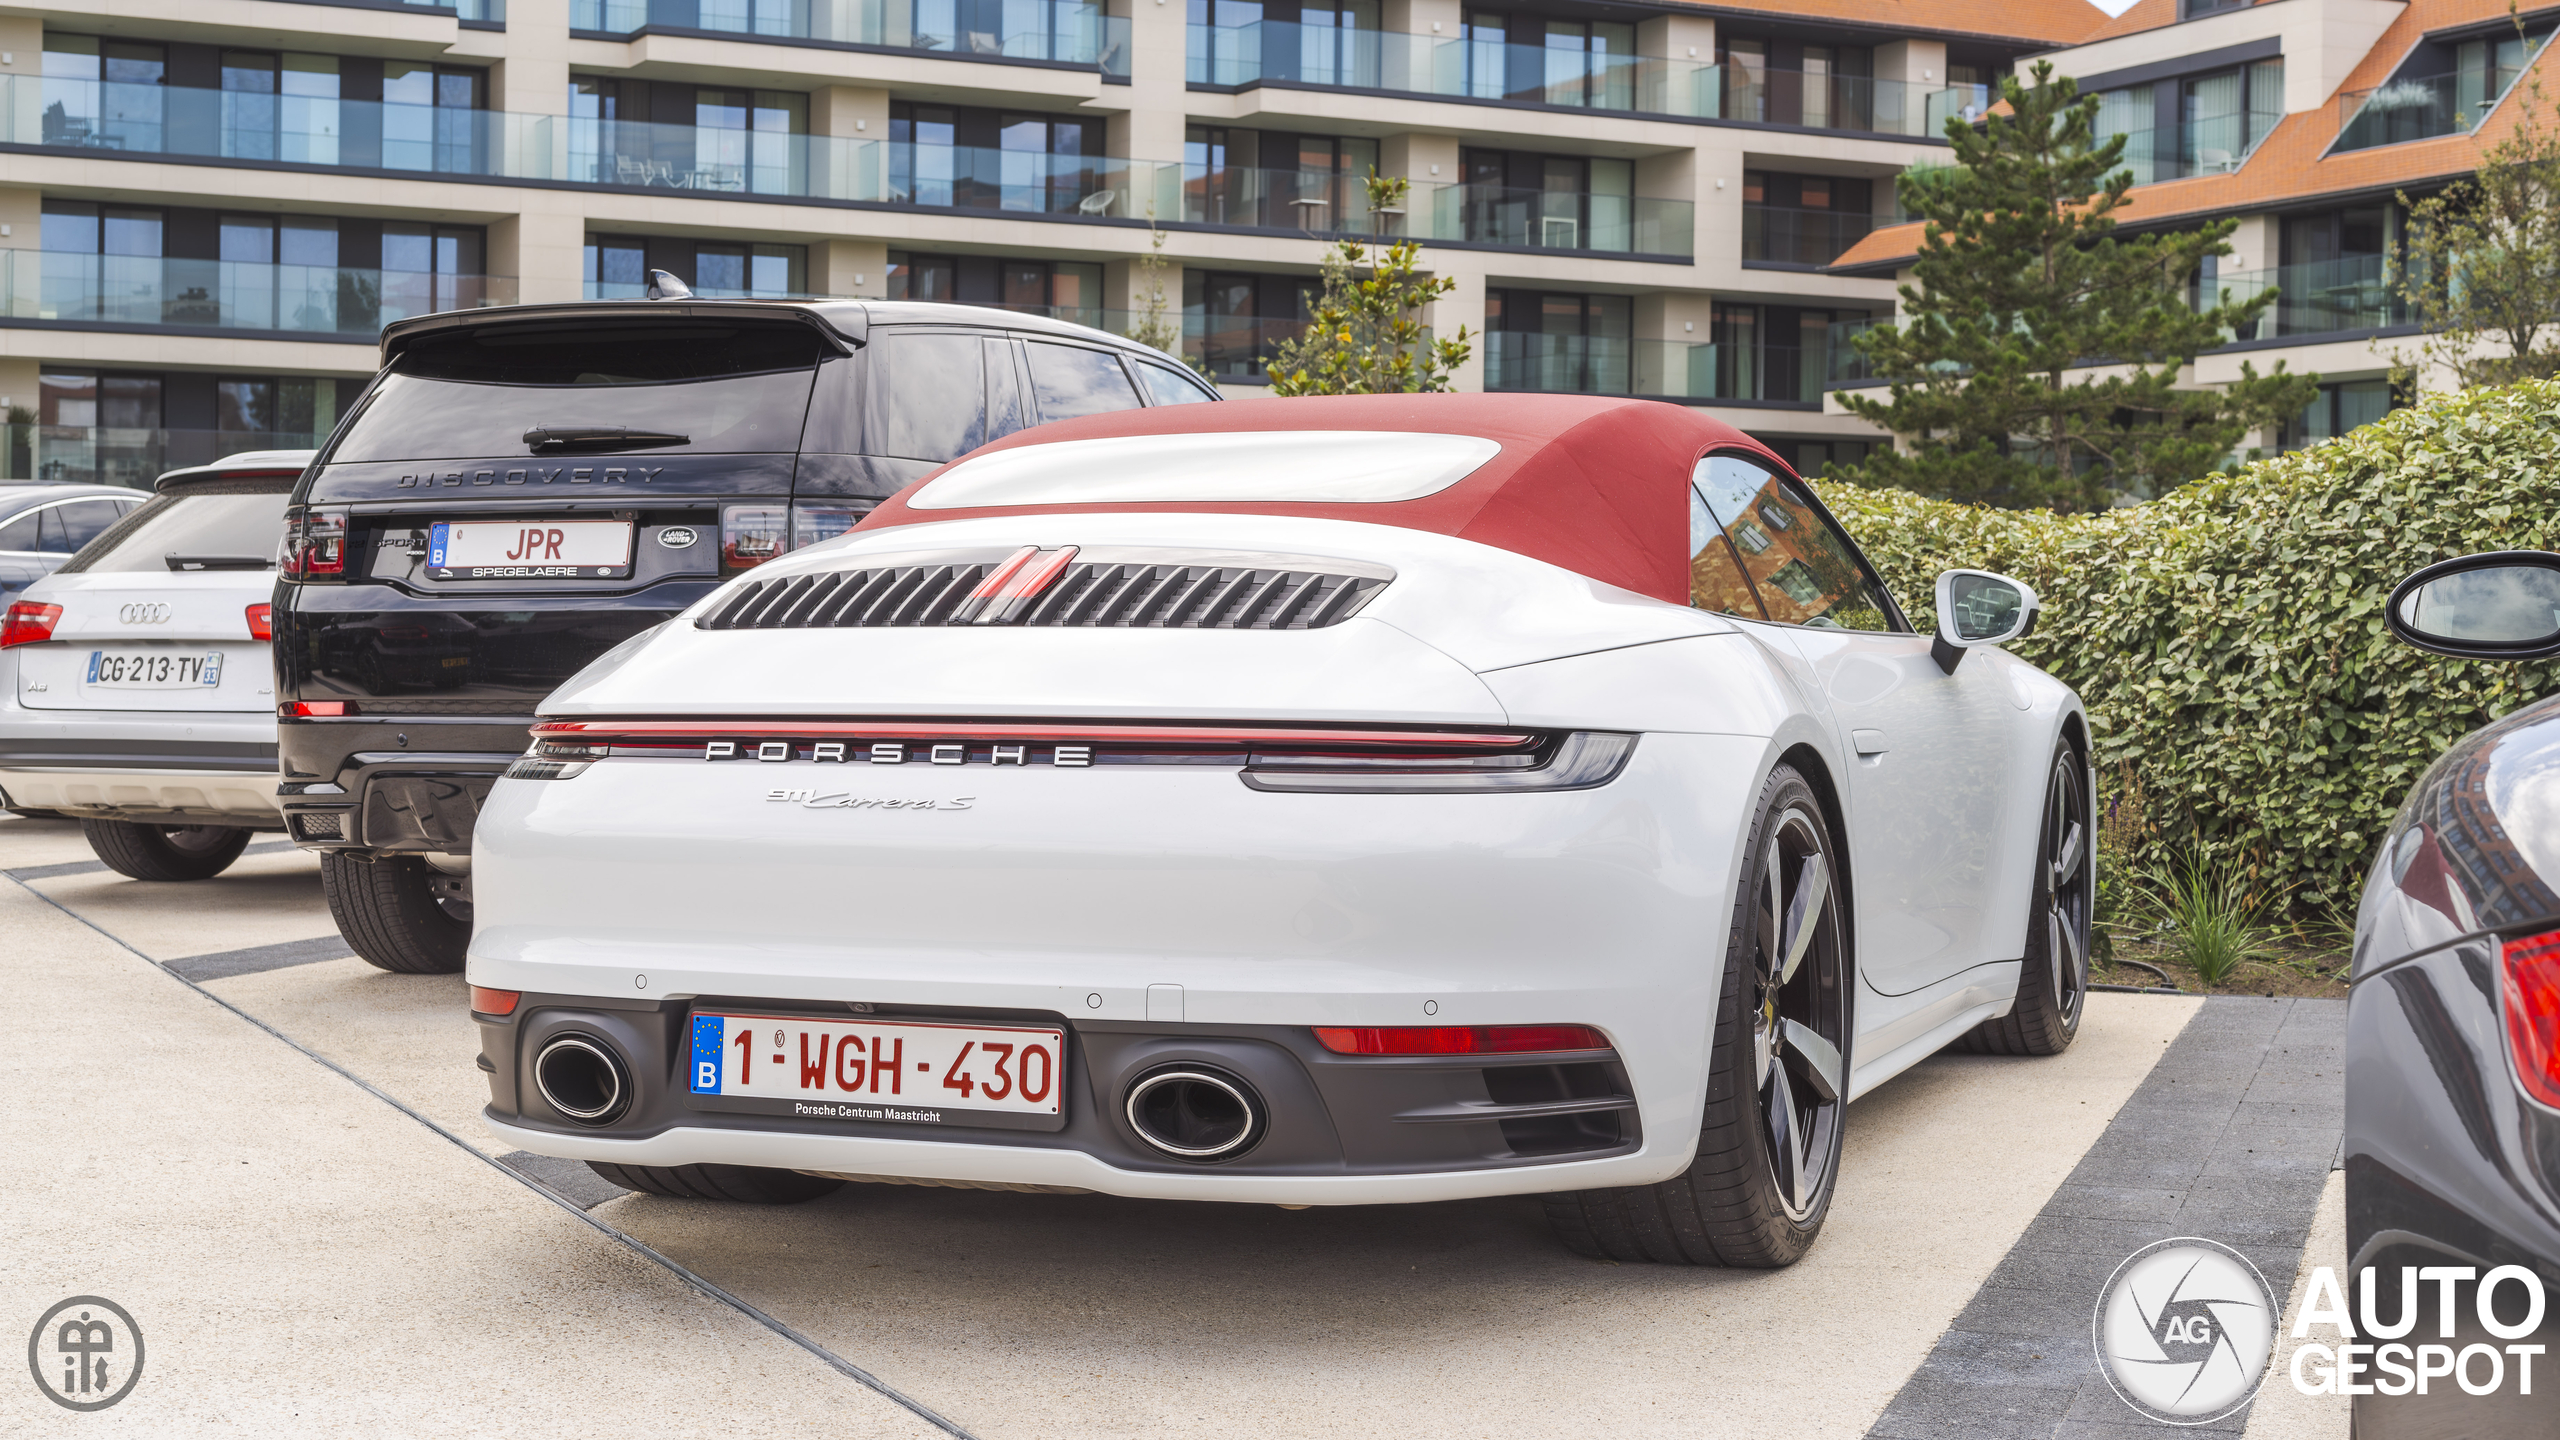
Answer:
[0,451,310,878]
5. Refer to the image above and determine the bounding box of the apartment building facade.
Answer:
[0,0,2115,489]
[1831,0,2559,455]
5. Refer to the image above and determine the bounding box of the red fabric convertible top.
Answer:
[853,393,1787,605]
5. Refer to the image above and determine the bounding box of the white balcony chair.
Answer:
[1077,190,1118,216]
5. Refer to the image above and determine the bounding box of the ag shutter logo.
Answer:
[2095,1238,2278,1423]
[27,1296,144,1412]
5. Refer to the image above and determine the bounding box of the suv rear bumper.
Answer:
[0,765,282,826]
[278,716,530,852]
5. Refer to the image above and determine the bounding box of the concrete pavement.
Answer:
[0,813,2349,1437]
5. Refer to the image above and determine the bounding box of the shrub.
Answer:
[1818,376,2560,915]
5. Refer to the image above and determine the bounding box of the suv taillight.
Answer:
[2503,930,2560,1109]
[0,601,62,648]
[284,511,346,578]
[245,603,272,641]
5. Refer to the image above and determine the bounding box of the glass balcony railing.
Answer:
[571,0,1129,74]
[2202,255,2406,339]
[1185,25,1976,135]
[1492,331,1877,400]
[568,117,878,195]
[2,252,514,336]
[1426,184,1691,257]
[2334,73,2489,152]
[1177,166,1400,235]
[0,427,327,489]
[1742,204,1878,267]
[885,145,1155,214]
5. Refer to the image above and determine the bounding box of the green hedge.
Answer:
[1817,377,2560,916]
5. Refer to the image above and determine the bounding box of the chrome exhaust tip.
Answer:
[534,1034,630,1125]
[1124,1066,1265,1160]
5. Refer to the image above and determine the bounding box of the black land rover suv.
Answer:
[275,297,1218,973]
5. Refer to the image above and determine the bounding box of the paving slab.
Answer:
[0,873,951,1440]
[29,845,326,961]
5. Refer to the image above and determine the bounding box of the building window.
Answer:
[1484,290,1631,394]
[35,370,163,487]
[889,103,1104,214]
[2339,23,2552,151]
[41,35,166,152]
[1719,37,1874,130]
[2179,59,2283,175]
[1698,303,1876,403]
[1184,270,1316,379]
[2276,206,2402,334]
[1182,128,1383,234]
[1460,14,1636,110]
[1742,172,1875,266]
[2284,379,2400,450]
[1460,150,1635,252]
[217,376,344,446]
[887,252,1101,322]
[587,236,803,299]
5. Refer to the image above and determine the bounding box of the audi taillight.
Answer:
[0,601,62,649]
[2503,929,2560,1109]
[1312,1025,1610,1055]
[285,511,346,577]
[245,603,272,641]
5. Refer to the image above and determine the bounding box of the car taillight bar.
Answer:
[283,700,356,717]
[284,510,346,577]
[2502,929,2560,1109]
[0,601,62,649]
[245,603,272,641]
[469,986,521,1017]
[1312,1025,1611,1056]
[531,719,1536,751]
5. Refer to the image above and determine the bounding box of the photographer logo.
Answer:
[2095,1238,2277,1424]
[26,1296,144,1412]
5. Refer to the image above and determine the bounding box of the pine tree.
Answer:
[1268,174,1473,395]
[1834,61,2318,510]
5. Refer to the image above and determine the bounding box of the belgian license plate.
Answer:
[86,650,223,689]
[685,1012,1067,1132]
[426,519,632,579]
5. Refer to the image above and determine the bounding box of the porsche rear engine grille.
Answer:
[699,557,1387,631]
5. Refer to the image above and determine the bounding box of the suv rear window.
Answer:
[62,480,293,574]
[329,319,827,463]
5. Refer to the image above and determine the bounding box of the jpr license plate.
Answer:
[685,1012,1067,1132]
[86,650,223,689]
[426,519,632,579]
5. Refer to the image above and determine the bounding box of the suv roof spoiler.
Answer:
[154,448,320,492]
[377,298,1155,367]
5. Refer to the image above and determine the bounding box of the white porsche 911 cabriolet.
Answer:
[466,393,2091,1267]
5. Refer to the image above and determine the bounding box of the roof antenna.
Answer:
[645,269,693,301]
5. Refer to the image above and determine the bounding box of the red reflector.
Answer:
[1311,1024,1609,1055]
[285,701,353,717]
[0,601,62,649]
[2502,930,2560,1109]
[245,602,272,641]
[469,986,521,1017]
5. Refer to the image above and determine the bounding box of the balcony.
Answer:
[1743,204,1880,267]
[0,427,329,489]
[1185,24,1977,135]
[3,252,514,339]
[1427,184,1691,258]
[2333,73,2490,152]
[1489,327,1876,400]
[570,0,1130,74]
[2203,255,2406,339]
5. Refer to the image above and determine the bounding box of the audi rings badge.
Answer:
[117,603,170,625]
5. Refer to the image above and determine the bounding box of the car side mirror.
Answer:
[1932,569,2038,674]
[2387,551,2560,660]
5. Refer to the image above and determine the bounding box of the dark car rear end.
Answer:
[275,298,1216,973]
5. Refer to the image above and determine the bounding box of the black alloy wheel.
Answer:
[1544,764,1849,1266]
[1962,739,2090,1056]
